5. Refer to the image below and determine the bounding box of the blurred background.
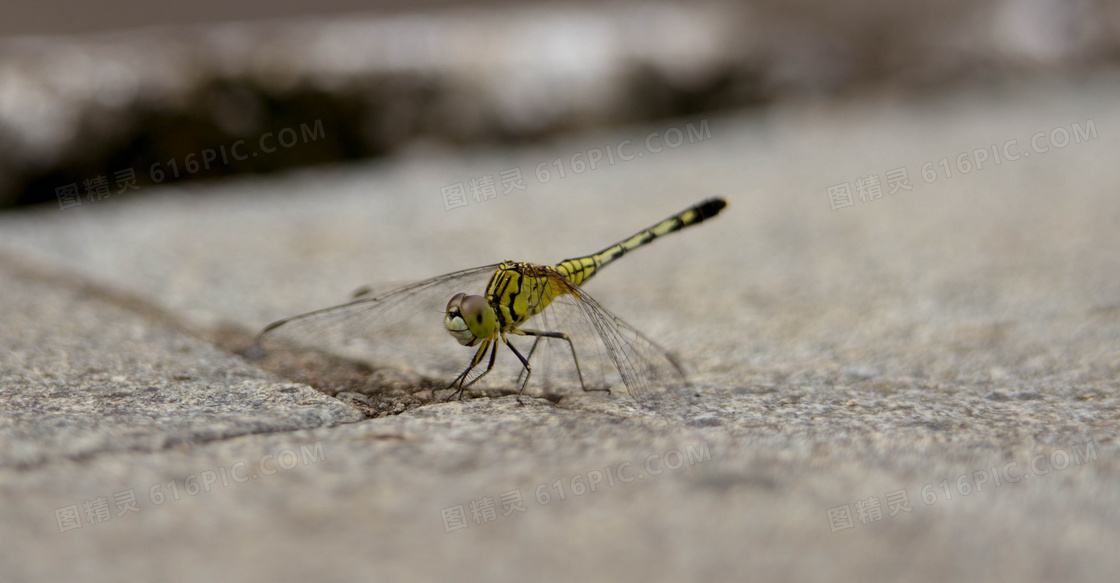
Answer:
[3,0,1119,209]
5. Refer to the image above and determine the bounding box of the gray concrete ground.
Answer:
[2,75,1120,581]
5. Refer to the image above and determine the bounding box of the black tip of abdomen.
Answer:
[696,197,727,219]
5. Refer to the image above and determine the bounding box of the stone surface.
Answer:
[0,257,364,470]
[2,76,1120,581]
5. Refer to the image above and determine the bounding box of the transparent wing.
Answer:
[258,264,499,377]
[516,274,688,408]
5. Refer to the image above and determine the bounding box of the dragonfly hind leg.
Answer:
[513,329,609,396]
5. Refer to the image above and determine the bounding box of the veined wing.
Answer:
[518,273,688,408]
[258,264,499,373]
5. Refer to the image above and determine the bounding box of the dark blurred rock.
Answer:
[2,1,1118,208]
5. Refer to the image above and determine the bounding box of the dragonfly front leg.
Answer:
[445,338,497,401]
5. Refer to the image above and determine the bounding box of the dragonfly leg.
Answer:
[445,338,496,401]
[516,329,608,395]
[514,336,542,386]
[501,336,534,405]
[456,341,499,395]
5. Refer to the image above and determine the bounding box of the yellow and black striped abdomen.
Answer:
[556,197,726,286]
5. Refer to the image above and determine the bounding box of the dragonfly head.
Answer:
[445,293,497,346]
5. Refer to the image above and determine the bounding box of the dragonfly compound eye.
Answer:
[444,294,495,346]
[460,295,497,337]
[444,292,473,346]
[446,292,467,313]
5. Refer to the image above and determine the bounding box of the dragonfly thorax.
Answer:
[444,292,498,346]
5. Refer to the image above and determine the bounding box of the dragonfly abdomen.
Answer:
[556,197,726,286]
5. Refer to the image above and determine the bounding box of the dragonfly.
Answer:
[259,197,727,406]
